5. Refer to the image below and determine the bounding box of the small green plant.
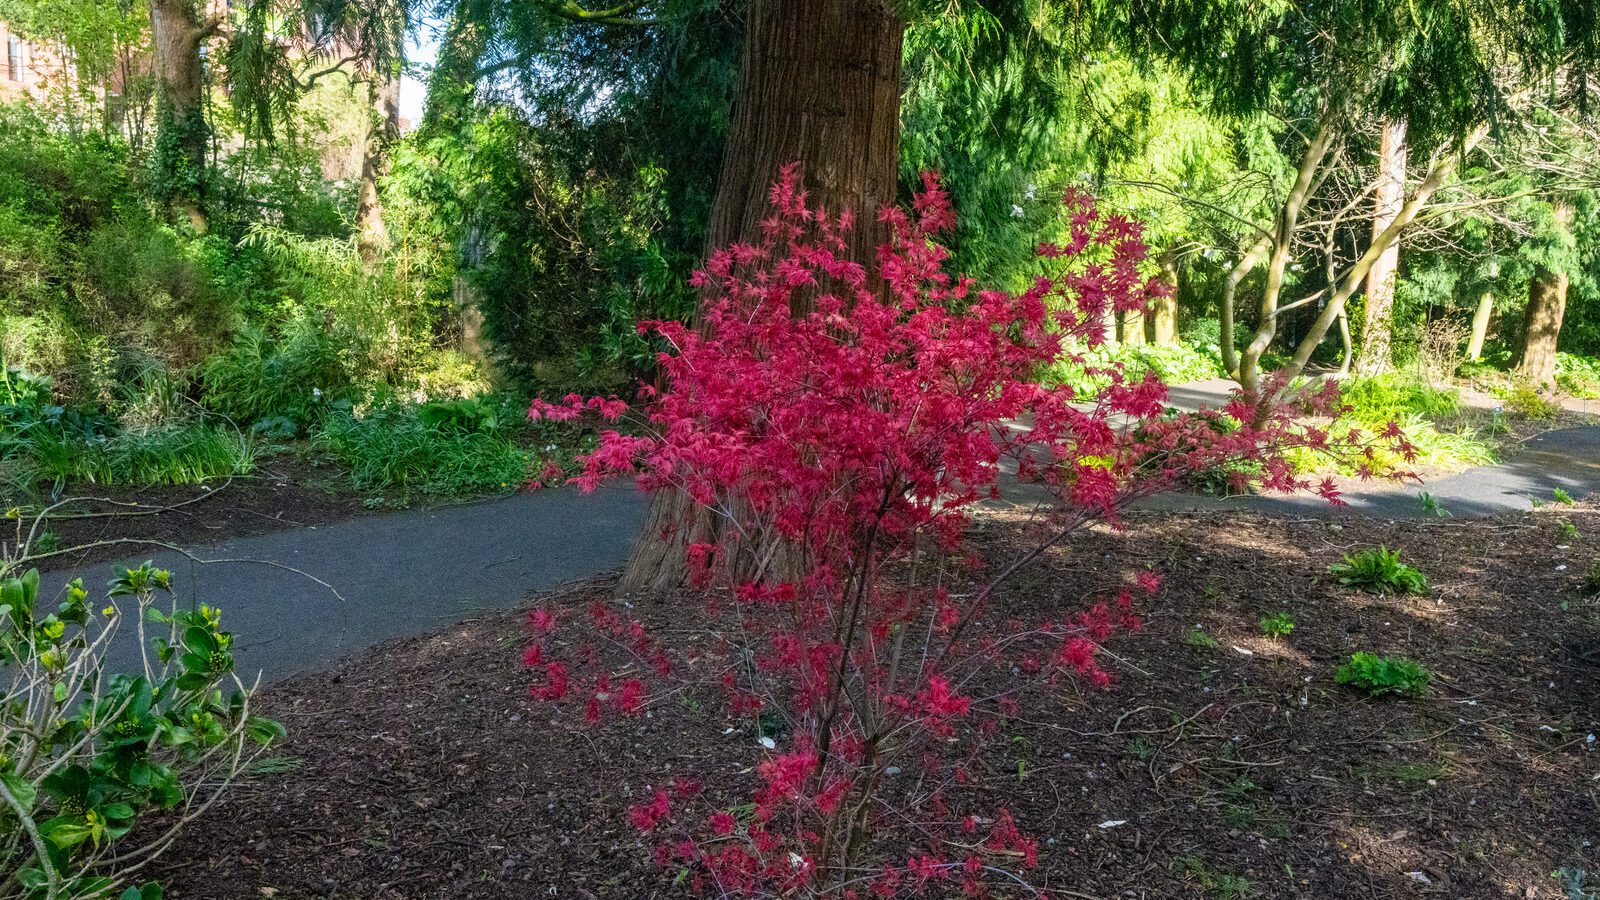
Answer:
[1553,487,1575,505]
[30,531,60,555]
[1554,867,1596,900]
[1557,519,1581,541]
[1506,381,1559,420]
[1335,651,1431,698]
[1417,491,1451,518]
[1178,854,1256,899]
[1583,560,1600,595]
[1259,611,1295,639]
[1187,628,1221,650]
[1328,547,1429,595]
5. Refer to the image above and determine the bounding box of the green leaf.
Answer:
[0,772,37,814]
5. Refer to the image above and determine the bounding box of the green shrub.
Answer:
[1335,651,1431,698]
[1328,547,1429,595]
[1584,560,1600,595]
[1505,382,1558,420]
[1555,353,1600,399]
[0,564,284,899]
[1339,374,1461,423]
[312,408,534,496]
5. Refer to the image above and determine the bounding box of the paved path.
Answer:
[40,485,647,683]
[36,379,1600,684]
[1149,377,1600,518]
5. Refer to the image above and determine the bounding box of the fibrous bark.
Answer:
[618,0,905,596]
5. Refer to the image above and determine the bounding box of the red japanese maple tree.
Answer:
[526,168,1404,897]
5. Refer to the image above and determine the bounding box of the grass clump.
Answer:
[1335,651,1431,698]
[312,408,535,496]
[26,425,256,487]
[1328,546,1429,595]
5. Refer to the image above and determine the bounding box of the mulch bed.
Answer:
[148,505,1600,899]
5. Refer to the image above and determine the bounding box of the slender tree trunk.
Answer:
[357,58,401,261]
[148,0,211,230]
[1515,271,1567,385]
[1239,121,1336,396]
[1219,235,1270,379]
[1354,118,1407,376]
[617,0,906,596]
[1149,249,1179,345]
[1466,291,1493,361]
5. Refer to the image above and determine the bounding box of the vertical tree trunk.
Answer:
[1513,199,1573,385]
[1515,272,1568,385]
[1354,118,1407,376]
[148,0,211,230]
[357,60,401,261]
[1119,308,1147,345]
[617,0,906,596]
[1149,249,1179,345]
[1466,291,1493,361]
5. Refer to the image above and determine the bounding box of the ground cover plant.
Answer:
[1328,547,1430,596]
[521,174,1404,896]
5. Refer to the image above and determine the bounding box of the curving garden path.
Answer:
[37,380,1600,684]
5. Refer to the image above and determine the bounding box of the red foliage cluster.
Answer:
[525,167,1406,897]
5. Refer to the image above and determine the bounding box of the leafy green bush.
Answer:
[1338,373,1461,423]
[1328,547,1429,595]
[0,564,284,899]
[1335,651,1431,698]
[201,321,349,427]
[1555,353,1600,399]
[1041,340,1225,396]
[312,408,534,496]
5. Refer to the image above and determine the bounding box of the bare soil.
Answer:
[146,503,1600,899]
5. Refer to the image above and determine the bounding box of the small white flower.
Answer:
[312,387,322,398]
[1010,204,1025,219]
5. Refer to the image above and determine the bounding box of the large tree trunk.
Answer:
[1466,290,1493,361]
[1354,118,1407,376]
[1148,249,1179,345]
[1514,200,1573,385]
[617,0,906,597]
[148,0,211,230]
[357,59,401,261]
[1515,271,1568,385]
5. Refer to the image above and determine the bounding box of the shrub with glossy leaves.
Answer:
[0,564,283,900]
[524,169,1408,897]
